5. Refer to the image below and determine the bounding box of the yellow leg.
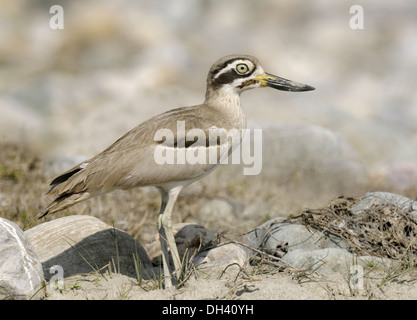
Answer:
[157,186,183,288]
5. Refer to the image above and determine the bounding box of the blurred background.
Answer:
[1,0,417,237]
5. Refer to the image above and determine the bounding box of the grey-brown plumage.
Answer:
[39,54,314,287]
[39,105,236,217]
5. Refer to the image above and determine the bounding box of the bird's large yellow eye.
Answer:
[236,63,250,75]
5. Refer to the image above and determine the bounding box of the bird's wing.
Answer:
[44,105,230,200]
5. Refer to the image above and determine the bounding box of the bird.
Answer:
[38,54,314,288]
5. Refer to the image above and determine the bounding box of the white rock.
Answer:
[351,191,417,217]
[281,248,354,275]
[0,218,44,300]
[193,243,248,271]
[282,248,394,275]
[358,255,392,270]
[245,217,348,254]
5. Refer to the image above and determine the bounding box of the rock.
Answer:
[193,243,248,272]
[246,216,396,276]
[357,255,392,270]
[281,248,394,275]
[351,191,417,217]
[25,215,152,281]
[245,217,348,254]
[281,248,354,275]
[175,224,216,260]
[144,223,216,262]
[0,218,44,300]
[245,217,285,248]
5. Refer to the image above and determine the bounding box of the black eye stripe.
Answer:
[212,64,255,81]
[211,68,256,89]
[212,70,237,86]
[210,61,235,80]
[211,59,254,79]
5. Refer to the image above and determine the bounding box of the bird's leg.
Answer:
[157,186,183,288]
[157,190,172,287]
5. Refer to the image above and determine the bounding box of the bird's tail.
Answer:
[37,192,92,219]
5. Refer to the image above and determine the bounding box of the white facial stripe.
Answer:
[227,65,265,89]
[213,59,255,80]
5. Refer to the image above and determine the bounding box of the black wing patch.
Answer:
[49,167,83,190]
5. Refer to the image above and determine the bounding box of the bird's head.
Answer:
[205,54,314,100]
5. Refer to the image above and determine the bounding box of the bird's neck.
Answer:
[204,87,246,130]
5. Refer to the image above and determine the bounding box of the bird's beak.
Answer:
[254,72,315,92]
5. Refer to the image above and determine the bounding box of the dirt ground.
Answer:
[41,266,417,300]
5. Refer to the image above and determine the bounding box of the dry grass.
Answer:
[290,196,417,267]
[0,142,46,229]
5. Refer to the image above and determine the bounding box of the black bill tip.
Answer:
[265,72,315,92]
